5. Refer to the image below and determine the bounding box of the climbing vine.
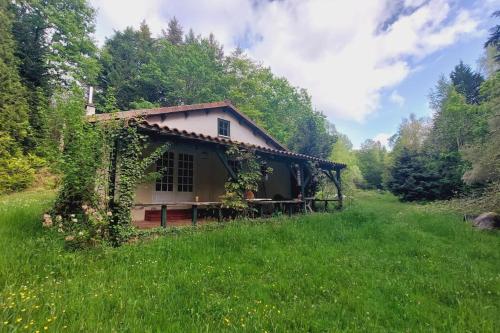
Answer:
[50,113,167,248]
[220,145,272,211]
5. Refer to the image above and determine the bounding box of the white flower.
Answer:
[78,231,84,236]
[70,214,75,218]
[71,218,78,223]
[106,211,112,216]
[55,215,62,222]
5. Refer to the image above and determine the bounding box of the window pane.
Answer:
[218,119,230,137]
[155,151,174,192]
[177,153,194,192]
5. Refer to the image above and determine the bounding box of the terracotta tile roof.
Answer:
[137,120,346,169]
[88,100,287,150]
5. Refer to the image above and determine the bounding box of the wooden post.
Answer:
[161,205,167,228]
[335,168,343,209]
[324,200,328,212]
[218,206,222,223]
[287,203,292,217]
[258,205,263,218]
[192,205,198,226]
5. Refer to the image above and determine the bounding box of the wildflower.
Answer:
[64,235,75,242]
[55,215,62,222]
[70,214,75,218]
[106,211,112,216]
[44,326,48,330]
[42,214,53,228]
[82,204,88,210]
[16,318,22,323]
[71,218,77,223]
[78,231,84,236]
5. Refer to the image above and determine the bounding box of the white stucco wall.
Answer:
[146,108,281,149]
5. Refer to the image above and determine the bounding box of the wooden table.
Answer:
[247,199,304,217]
[304,197,340,211]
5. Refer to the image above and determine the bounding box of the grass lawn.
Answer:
[0,190,499,332]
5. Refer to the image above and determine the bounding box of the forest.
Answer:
[0,0,499,214]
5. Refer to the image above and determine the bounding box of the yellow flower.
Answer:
[16,318,22,323]
[44,326,48,330]
[3,321,8,325]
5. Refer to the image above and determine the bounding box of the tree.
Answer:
[389,113,430,154]
[356,139,388,189]
[10,0,98,89]
[164,17,183,45]
[0,0,30,144]
[329,134,364,194]
[288,113,336,159]
[98,23,156,110]
[449,61,484,104]
[387,149,440,201]
[9,0,99,152]
[484,10,500,64]
[462,72,500,185]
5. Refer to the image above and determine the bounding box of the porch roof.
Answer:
[136,120,346,170]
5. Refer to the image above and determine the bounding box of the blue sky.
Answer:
[89,0,499,148]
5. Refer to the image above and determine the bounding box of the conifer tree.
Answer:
[0,0,29,144]
[165,17,184,45]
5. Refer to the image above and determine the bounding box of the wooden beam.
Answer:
[192,205,198,226]
[215,148,237,180]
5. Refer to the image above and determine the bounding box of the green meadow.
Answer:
[1,191,499,332]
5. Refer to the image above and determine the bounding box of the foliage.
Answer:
[0,0,30,145]
[220,145,272,211]
[52,87,109,215]
[0,132,35,194]
[1,190,499,331]
[287,113,336,159]
[163,17,184,45]
[356,139,388,189]
[387,149,441,201]
[328,134,364,195]
[461,73,500,185]
[449,61,484,104]
[484,10,500,63]
[50,87,166,246]
[10,0,99,89]
[110,125,167,244]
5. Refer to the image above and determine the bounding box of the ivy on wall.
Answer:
[220,145,272,212]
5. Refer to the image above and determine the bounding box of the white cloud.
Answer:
[389,90,405,107]
[89,0,483,121]
[373,133,392,149]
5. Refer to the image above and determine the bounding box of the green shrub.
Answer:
[0,132,35,193]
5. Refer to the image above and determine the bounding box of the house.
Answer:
[88,100,346,226]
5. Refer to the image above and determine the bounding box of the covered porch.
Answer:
[129,121,346,228]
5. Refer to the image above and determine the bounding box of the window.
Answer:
[177,153,194,192]
[156,151,174,191]
[218,118,230,137]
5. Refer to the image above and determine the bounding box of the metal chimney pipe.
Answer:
[85,86,95,116]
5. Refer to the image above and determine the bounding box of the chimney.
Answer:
[86,86,95,116]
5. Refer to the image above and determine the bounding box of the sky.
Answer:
[89,0,500,148]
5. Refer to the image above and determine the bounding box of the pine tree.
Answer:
[388,149,440,201]
[485,11,500,63]
[165,17,183,45]
[450,61,484,104]
[0,0,29,144]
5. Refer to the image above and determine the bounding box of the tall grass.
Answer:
[0,190,498,332]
